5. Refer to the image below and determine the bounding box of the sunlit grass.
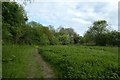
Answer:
[2,45,43,78]
[39,45,119,78]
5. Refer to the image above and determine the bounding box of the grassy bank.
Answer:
[39,45,119,79]
[2,45,43,78]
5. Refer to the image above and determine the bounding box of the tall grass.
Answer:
[39,45,119,79]
[2,45,42,78]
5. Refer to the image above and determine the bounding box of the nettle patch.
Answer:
[39,46,119,79]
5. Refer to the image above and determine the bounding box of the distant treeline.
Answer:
[2,2,120,46]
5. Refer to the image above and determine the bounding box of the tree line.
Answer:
[2,2,120,46]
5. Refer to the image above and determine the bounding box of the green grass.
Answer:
[0,41,2,78]
[2,45,43,78]
[39,45,119,79]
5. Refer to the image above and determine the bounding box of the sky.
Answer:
[17,0,119,36]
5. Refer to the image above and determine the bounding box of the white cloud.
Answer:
[18,0,119,36]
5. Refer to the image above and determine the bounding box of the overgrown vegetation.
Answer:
[39,46,119,79]
[2,45,43,78]
[2,2,120,46]
[2,2,119,79]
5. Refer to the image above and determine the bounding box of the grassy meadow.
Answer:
[2,2,120,79]
[39,45,119,78]
[2,45,119,79]
[2,45,43,78]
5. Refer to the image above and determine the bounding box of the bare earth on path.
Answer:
[27,48,55,78]
[31,48,55,78]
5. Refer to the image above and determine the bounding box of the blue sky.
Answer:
[18,0,119,36]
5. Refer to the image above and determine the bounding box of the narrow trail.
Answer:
[27,48,42,78]
[34,48,55,78]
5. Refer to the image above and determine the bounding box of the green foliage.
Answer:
[2,45,43,78]
[84,20,108,45]
[2,2,120,46]
[84,20,120,46]
[39,46,119,79]
[56,27,79,45]
[28,21,43,28]
[2,22,13,44]
[106,31,120,46]
[2,2,27,25]
[2,1,120,79]
[58,34,69,45]
[2,2,27,44]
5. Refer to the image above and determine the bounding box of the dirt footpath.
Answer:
[35,48,55,78]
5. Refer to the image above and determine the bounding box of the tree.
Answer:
[2,2,28,44]
[59,34,69,45]
[48,25,56,34]
[106,31,120,46]
[73,33,80,44]
[84,20,108,45]
[2,22,13,44]
[28,21,43,28]
[79,36,84,44]
[2,2,27,26]
[57,27,79,45]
